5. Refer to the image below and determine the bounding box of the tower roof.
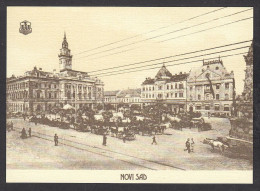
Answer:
[155,64,172,79]
[62,32,68,48]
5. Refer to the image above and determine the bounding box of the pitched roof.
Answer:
[142,78,155,85]
[169,73,188,82]
[117,88,141,98]
[104,90,120,96]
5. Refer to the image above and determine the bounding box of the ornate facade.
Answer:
[6,34,104,114]
[187,58,235,115]
[141,64,188,113]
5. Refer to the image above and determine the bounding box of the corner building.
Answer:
[141,64,188,113]
[6,33,104,114]
[187,58,235,115]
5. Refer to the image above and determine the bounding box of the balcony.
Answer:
[204,89,212,93]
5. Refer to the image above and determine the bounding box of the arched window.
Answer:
[225,94,229,100]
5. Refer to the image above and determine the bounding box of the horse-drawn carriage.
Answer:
[139,124,153,136]
[191,117,212,131]
[91,125,108,135]
[58,121,70,129]
[117,131,136,140]
[75,123,91,132]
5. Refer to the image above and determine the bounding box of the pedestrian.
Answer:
[103,134,107,146]
[184,138,191,153]
[54,134,58,146]
[190,138,195,152]
[10,121,14,130]
[151,135,157,145]
[28,128,31,137]
[21,128,27,139]
[123,133,126,143]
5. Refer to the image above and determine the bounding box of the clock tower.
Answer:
[58,32,72,71]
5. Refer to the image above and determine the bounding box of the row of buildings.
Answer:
[104,56,235,115]
[7,34,250,116]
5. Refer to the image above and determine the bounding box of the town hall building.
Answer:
[6,33,104,114]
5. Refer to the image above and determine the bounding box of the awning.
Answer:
[63,104,75,110]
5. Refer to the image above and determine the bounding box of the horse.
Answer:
[202,138,229,153]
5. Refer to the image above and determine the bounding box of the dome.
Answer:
[155,64,172,79]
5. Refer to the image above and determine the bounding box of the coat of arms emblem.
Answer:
[19,20,32,35]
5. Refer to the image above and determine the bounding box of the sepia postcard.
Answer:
[6,7,253,183]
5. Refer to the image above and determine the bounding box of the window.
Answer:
[216,67,219,70]
[198,94,201,100]
[206,94,210,100]
[37,92,40,99]
[196,105,201,110]
[166,93,169,98]
[175,84,178,89]
[179,93,183,97]
[216,94,219,100]
[67,91,71,99]
[225,94,229,100]
[171,85,173,89]
[143,87,145,91]
[205,85,210,90]
[149,87,151,91]
[179,84,184,89]
[152,86,155,91]
[190,86,192,90]
[216,84,220,89]
[175,93,178,98]
[54,93,57,98]
[205,105,210,110]
[171,93,173,98]
[159,86,162,90]
[225,83,229,89]
[215,104,220,111]
[167,85,169,90]
[190,95,192,100]
[152,94,154,98]
[49,93,51,99]
[224,104,230,111]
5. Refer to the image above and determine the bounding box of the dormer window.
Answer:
[216,67,219,70]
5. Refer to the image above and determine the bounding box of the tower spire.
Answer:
[64,31,66,40]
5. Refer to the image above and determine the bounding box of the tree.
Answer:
[104,103,115,111]
[96,104,104,111]
[102,111,113,126]
[130,104,141,111]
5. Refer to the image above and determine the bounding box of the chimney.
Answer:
[39,68,42,71]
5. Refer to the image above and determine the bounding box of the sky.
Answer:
[7,7,253,94]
